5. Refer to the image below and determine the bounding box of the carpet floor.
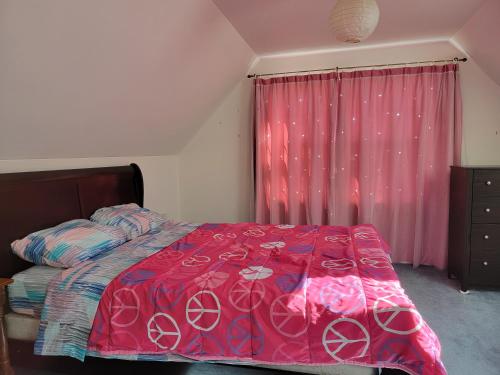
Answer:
[393,264,500,375]
[13,264,500,375]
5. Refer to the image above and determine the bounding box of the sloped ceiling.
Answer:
[1,0,498,160]
[213,0,486,55]
[452,0,500,86]
[0,0,255,159]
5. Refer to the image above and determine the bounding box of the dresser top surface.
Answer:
[452,166,500,170]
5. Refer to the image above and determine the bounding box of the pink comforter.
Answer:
[88,223,446,375]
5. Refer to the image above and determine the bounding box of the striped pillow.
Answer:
[90,203,166,240]
[11,219,127,268]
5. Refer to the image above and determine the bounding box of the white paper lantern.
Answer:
[330,0,380,43]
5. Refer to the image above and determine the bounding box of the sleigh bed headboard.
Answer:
[0,164,144,277]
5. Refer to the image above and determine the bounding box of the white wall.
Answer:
[178,40,500,222]
[0,0,254,159]
[458,53,500,166]
[0,0,257,223]
[0,156,180,218]
[2,40,498,224]
[179,80,254,223]
[453,0,500,86]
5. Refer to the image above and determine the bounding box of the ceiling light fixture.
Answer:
[330,0,380,43]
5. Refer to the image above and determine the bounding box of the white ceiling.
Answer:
[213,0,487,55]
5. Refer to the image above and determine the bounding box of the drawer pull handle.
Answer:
[483,261,488,266]
[484,234,490,240]
[486,180,492,186]
[485,208,491,213]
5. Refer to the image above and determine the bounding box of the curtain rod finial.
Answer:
[247,74,256,79]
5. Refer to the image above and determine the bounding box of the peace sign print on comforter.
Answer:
[88,223,446,375]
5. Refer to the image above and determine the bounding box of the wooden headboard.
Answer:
[0,164,144,277]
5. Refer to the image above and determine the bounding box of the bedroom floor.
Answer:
[395,265,500,375]
[13,265,500,375]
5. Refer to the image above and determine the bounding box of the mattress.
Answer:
[7,265,61,318]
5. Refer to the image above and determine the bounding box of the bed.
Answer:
[0,164,443,375]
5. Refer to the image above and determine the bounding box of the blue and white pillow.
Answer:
[11,219,128,268]
[90,203,166,240]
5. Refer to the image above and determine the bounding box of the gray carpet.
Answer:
[13,265,500,375]
[394,264,500,375]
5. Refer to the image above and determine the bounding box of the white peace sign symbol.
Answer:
[373,295,424,335]
[186,290,221,331]
[320,282,365,315]
[360,257,392,269]
[194,271,229,289]
[358,248,389,258]
[156,249,184,262]
[272,341,308,362]
[243,229,265,237]
[229,280,266,312]
[240,266,273,280]
[147,312,181,350]
[260,241,286,249]
[321,258,356,271]
[322,318,370,361]
[110,288,140,327]
[260,241,285,249]
[219,248,248,261]
[353,230,378,240]
[270,294,309,338]
[275,224,295,229]
[182,255,211,267]
[325,235,351,244]
[213,233,237,240]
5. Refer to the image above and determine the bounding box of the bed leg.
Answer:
[0,279,14,375]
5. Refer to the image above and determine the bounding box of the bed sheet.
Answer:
[35,220,199,359]
[8,265,61,318]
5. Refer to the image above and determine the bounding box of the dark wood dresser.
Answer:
[448,166,500,292]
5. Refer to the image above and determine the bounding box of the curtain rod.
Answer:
[247,57,467,79]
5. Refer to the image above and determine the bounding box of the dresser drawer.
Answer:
[469,258,500,285]
[471,224,500,250]
[470,224,500,260]
[473,170,500,199]
[471,198,500,223]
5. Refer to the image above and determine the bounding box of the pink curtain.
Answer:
[255,64,462,269]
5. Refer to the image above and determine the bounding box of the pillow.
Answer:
[11,219,127,268]
[90,203,166,240]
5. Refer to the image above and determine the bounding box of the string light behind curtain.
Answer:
[255,64,462,269]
